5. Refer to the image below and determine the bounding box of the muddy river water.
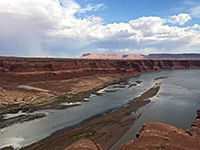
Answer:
[0,69,200,149]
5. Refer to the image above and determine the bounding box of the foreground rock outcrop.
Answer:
[186,109,200,138]
[66,109,200,150]
[119,122,200,150]
[119,109,200,150]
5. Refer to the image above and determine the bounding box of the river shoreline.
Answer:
[0,75,137,130]
[19,82,161,150]
[0,68,199,149]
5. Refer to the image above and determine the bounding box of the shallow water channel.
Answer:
[0,69,200,149]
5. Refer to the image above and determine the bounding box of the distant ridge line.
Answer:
[79,53,200,59]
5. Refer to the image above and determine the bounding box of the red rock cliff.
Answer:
[0,56,200,84]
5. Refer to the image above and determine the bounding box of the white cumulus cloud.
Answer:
[0,0,199,57]
[168,13,191,25]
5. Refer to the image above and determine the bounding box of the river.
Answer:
[0,69,200,149]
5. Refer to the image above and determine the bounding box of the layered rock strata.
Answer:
[0,57,200,84]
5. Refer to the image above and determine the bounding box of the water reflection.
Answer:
[0,69,200,149]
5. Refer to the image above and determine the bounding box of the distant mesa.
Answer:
[79,53,200,59]
[79,53,144,59]
[147,53,200,59]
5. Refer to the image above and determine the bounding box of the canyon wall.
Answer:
[0,56,200,84]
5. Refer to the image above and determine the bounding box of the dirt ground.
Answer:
[22,83,160,150]
[0,74,124,113]
[0,74,162,150]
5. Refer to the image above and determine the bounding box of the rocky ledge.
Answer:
[64,139,105,150]
[1,57,200,84]
[66,109,200,150]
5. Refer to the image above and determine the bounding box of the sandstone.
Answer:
[2,56,199,106]
[65,109,200,150]
[80,53,200,59]
[0,56,200,84]
[0,67,4,73]
[64,139,105,150]
[119,109,200,150]
[118,140,134,150]
[119,122,200,150]
[80,53,144,59]
[186,109,200,138]
[197,109,200,118]
[0,56,200,149]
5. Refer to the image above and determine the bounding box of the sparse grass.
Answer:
[9,108,22,113]
[163,138,169,142]
[158,145,165,150]
[22,107,31,112]
[67,94,79,100]
[8,107,31,113]
[71,130,95,140]
[171,129,177,133]
[56,94,80,101]
[112,80,118,82]
[5,103,20,107]
[0,102,33,113]
[56,96,68,100]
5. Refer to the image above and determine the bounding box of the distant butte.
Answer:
[79,53,200,59]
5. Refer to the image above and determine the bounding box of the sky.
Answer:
[0,0,200,57]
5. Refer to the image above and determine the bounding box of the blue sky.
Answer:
[76,0,200,26]
[0,0,200,57]
[77,0,182,23]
